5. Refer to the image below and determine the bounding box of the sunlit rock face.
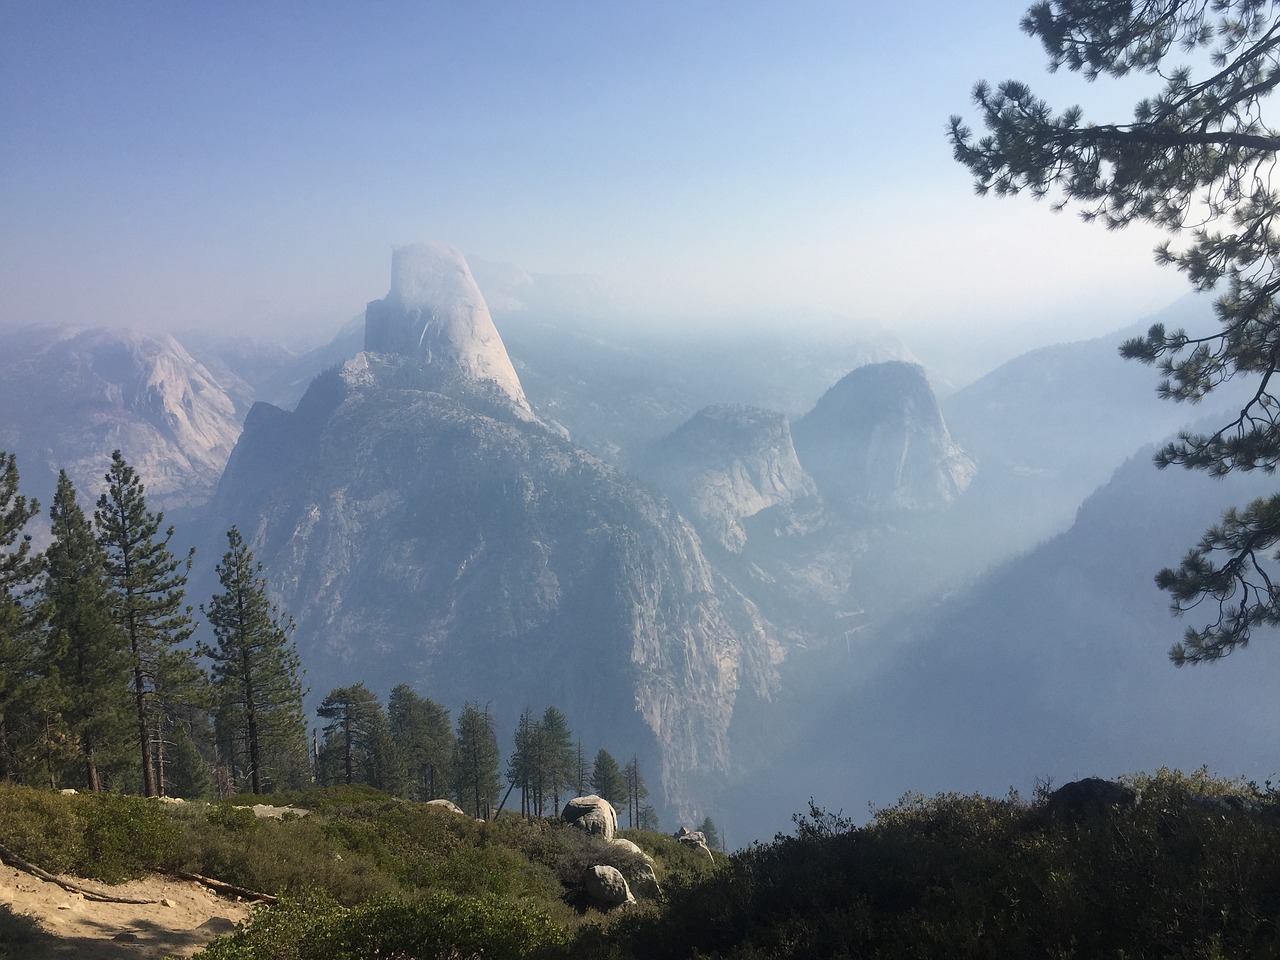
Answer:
[363,242,530,412]
[210,354,780,819]
[646,405,819,552]
[792,361,974,510]
[0,325,242,509]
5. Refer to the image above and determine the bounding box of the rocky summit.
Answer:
[363,242,531,413]
[792,361,975,511]
[206,249,781,818]
[0,325,242,510]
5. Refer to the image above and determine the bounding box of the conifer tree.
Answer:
[951,0,1280,661]
[43,471,131,791]
[387,684,452,800]
[95,450,202,796]
[591,748,627,807]
[507,708,538,817]
[540,706,576,815]
[200,526,306,794]
[316,683,394,788]
[0,452,42,783]
[453,702,500,818]
[623,755,650,830]
[697,816,722,851]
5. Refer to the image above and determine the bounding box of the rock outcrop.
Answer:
[1046,778,1139,820]
[208,336,779,817]
[675,826,713,857]
[562,796,619,840]
[792,361,974,511]
[363,242,530,413]
[0,325,242,509]
[645,405,820,552]
[583,865,635,908]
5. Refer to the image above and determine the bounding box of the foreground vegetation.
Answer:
[2,768,1280,958]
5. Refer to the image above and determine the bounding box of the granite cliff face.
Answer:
[364,242,530,413]
[211,356,778,814]
[793,361,974,511]
[204,248,780,816]
[645,405,819,552]
[0,326,242,509]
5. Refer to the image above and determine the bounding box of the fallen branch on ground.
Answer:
[0,842,159,904]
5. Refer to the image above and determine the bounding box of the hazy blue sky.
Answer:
[2,1,1189,346]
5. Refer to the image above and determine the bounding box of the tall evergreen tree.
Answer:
[591,748,627,807]
[387,684,452,800]
[200,526,307,794]
[507,708,538,818]
[540,706,576,815]
[95,450,202,797]
[622,755,650,830]
[43,471,131,791]
[0,452,42,783]
[950,0,1280,661]
[316,683,396,788]
[697,816,722,851]
[453,702,500,818]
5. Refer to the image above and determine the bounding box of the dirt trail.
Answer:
[0,861,253,960]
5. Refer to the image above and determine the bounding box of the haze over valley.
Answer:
[1,237,1271,842]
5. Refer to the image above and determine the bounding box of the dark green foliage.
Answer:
[197,891,570,960]
[42,471,132,792]
[452,701,500,818]
[0,452,42,784]
[95,450,203,796]
[697,816,721,851]
[621,756,650,830]
[508,705,576,818]
[617,771,1280,959]
[950,1,1280,661]
[316,683,399,791]
[201,527,307,794]
[387,684,452,801]
[591,748,627,807]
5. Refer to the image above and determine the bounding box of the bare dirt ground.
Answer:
[0,861,254,959]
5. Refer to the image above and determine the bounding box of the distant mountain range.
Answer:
[1,250,1260,833]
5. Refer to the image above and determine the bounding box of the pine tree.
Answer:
[951,0,1280,661]
[591,748,627,807]
[453,702,500,818]
[697,816,722,851]
[95,450,202,796]
[0,452,42,783]
[623,756,650,830]
[507,708,537,817]
[200,527,307,795]
[43,471,131,792]
[387,684,453,800]
[316,683,393,788]
[540,706,575,816]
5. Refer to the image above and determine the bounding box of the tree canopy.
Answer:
[950,0,1280,663]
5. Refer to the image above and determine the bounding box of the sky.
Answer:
[1,1,1190,352]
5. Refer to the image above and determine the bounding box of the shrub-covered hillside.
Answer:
[3,770,1280,959]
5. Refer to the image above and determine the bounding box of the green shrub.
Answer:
[77,793,182,882]
[0,784,83,873]
[198,890,572,960]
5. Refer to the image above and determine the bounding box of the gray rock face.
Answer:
[209,354,780,817]
[563,796,619,840]
[583,865,635,908]
[425,799,466,815]
[675,826,713,857]
[646,405,820,552]
[363,242,530,413]
[0,325,242,509]
[793,361,974,511]
[1046,778,1138,820]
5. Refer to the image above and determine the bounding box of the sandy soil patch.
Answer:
[0,861,254,960]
